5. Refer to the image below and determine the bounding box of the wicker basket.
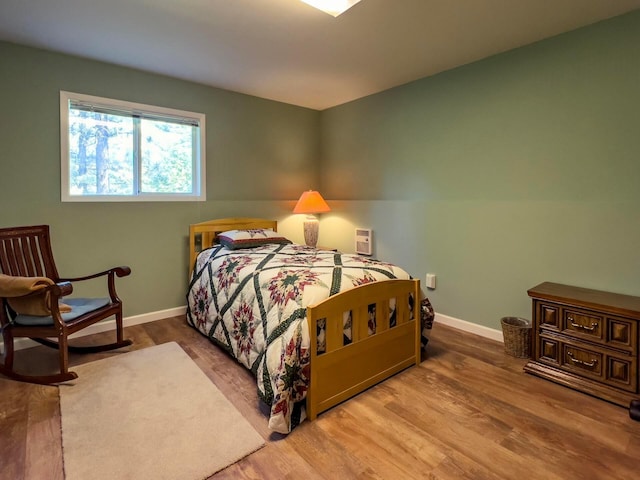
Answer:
[501,316,531,358]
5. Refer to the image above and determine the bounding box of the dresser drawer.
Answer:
[562,343,603,380]
[537,302,638,354]
[536,302,605,336]
[561,308,638,354]
[563,308,604,340]
[536,332,637,392]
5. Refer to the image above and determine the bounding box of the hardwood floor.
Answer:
[1,316,639,479]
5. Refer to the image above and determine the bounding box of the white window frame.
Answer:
[60,91,206,202]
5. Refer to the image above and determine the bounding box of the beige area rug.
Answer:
[59,342,265,480]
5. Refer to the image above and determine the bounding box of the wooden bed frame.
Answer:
[188,217,421,421]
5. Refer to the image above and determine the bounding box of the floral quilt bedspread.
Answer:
[186,243,433,434]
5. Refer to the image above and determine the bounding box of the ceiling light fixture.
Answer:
[300,0,362,17]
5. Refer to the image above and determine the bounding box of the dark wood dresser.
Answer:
[524,282,640,417]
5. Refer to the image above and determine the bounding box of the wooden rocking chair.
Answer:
[0,225,132,384]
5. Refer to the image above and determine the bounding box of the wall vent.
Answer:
[355,228,372,255]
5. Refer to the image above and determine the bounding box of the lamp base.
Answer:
[303,217,319,247]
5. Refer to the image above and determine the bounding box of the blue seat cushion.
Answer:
[14,297,111,326]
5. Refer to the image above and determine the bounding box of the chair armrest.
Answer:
[48,281,74,297]
[59,267,130,303]
[59,266,131,282]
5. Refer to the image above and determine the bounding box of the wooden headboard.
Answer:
[188,217,278,274]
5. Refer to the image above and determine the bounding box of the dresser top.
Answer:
[528,282,640,318]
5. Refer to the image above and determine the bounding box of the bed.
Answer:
[186,217,433,433]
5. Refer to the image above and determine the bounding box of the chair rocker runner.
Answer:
[0,225,132,384]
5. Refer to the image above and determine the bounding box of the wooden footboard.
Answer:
[306,278,421,420]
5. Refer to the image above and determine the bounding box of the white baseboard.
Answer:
[434,312,504,343]
[8,306,187,352]
[5,307,501,353]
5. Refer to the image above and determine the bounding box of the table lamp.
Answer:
[293,190,330,247]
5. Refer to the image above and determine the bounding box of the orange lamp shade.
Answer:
[293,190,331,214]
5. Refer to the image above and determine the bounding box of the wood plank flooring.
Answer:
[1,316,639,479]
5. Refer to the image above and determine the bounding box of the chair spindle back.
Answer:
[0,225,60,280]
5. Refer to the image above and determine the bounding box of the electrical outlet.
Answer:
[426,273,436,289]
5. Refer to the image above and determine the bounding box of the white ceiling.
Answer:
[1,0,639,110]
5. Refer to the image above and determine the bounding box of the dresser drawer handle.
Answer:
[568,316,598,331]
[567,351,598,368]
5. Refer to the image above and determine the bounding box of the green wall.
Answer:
[319,11,640,330]
[2,10,639,332]
[0,42,321,316]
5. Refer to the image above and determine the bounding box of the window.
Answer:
[60,91,206,202]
